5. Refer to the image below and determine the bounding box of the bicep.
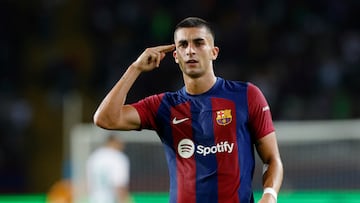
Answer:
[255,132,281,164]
[94,103,141,130]
[117,104,141,130]
[97,104,141,130]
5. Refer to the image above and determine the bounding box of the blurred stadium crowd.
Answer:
[0,0,359,193]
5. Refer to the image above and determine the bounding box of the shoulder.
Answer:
[217,78,250,94]
[137,90,186,103]
[143,93,166,103]
[118,152,130,164]
[131,93,166,110]
[246,82,266,101]
[152,87,190,106]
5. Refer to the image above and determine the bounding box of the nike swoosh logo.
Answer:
[172,117,189,124]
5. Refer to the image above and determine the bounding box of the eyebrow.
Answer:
[177,37,205,44]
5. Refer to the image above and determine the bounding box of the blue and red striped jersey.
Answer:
[132,77,275,203]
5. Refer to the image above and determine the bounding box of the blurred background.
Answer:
[0,0,360,201]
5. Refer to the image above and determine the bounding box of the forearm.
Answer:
[255,132,283,202]
[117,186,132,203]
[93,64,141,129]
[262,157,283,192]
[259,158,283,202]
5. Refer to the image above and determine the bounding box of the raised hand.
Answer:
[132,44,175,72]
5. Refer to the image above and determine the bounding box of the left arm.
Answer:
[246,83,283,202]
[255,132,283,203]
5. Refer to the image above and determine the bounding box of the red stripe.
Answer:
[212,98,240,203]
[171,102,196,203]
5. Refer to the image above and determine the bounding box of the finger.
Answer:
[147,54,153,65]
[155,44,175,53]
[146,51,154,64]
[156,53,161,67]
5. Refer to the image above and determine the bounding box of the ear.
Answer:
[173,50,179,63]
[212,46,219,60]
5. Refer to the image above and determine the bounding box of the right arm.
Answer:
[93,44,175,130]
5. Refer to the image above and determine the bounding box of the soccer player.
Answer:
[94,17,283,203]
[86,135,131,203]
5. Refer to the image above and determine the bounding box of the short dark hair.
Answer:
[174,17,215,40]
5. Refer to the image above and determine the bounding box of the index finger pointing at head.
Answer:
[156,44,175,53]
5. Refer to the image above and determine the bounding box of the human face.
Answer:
[173,27,219,78]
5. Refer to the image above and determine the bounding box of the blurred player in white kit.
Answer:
[86,134,131,203]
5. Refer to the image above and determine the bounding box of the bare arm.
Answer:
[93,44,176,130]
[117,186,132,203]
[256,132,283,203]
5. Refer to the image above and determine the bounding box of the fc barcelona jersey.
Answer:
[132,77,275,203]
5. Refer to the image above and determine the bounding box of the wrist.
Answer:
[263,187,277,202]
[130,62,142,72]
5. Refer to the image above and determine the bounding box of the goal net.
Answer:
[70,119,360,202]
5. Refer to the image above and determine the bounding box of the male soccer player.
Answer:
[86,135,130,203]
[94,17,283,203]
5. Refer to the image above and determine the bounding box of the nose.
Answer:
[186,43,195,56]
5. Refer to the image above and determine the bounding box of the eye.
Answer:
[194,39,205,47]
[177,40,188,48]
[195,41,204,47]
[178,42,188,48]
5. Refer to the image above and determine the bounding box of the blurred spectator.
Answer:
[86,134,131,203]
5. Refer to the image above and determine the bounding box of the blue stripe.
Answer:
[190,97,218,203]
[156,96,177,202]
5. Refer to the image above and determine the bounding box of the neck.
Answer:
[183,73,217,95]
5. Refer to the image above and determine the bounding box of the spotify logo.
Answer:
[177,139,195,159]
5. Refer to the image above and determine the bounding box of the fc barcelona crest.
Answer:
[216,109,232,126]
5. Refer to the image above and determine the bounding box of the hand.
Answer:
[132,44,175,72]
[258,193,276,203]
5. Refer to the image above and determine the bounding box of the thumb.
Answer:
[160,52,166,61]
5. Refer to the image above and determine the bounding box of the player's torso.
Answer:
[153,78,255,203]
[156,79,251,154]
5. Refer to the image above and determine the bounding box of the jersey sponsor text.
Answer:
[178,139,234,158]
[197,141,234,156]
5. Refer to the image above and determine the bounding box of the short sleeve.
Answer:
[131,93,164,130]
[247,83,275,140]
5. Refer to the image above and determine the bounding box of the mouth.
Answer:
[186,59,198,64]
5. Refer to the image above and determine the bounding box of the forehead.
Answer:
[174,27,214,43]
